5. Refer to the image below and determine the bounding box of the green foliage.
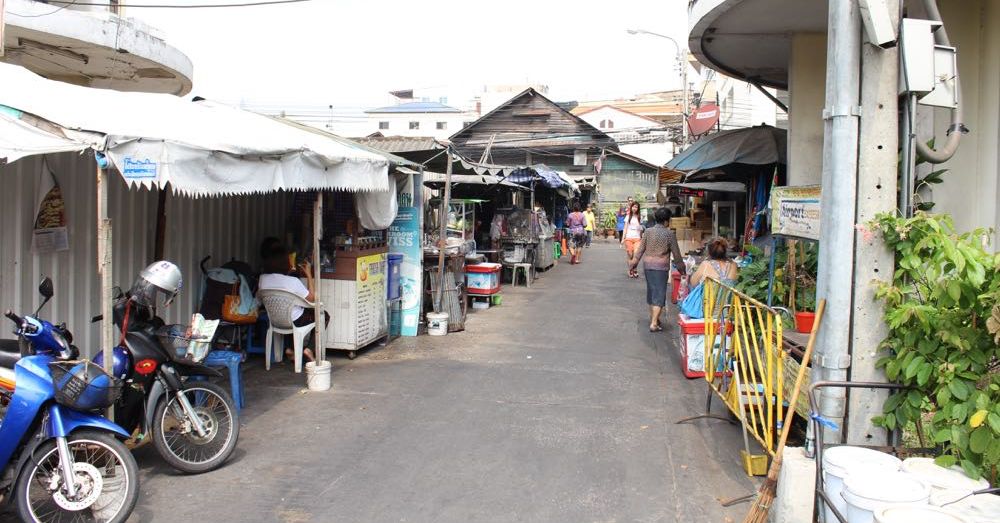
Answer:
[735,244,784,304]
[600,210,617,230]
[870,212,1000,481]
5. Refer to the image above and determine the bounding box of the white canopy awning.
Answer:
[0,63,389,197]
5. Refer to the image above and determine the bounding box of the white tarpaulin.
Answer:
[356,180,398,230]
[0,63,389,196]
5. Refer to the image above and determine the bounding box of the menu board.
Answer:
[356,253,387,344]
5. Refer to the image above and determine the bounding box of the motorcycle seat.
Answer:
[0,339,22,369]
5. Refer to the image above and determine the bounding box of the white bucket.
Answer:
[823,446,903,522]
[930,488,1000,523]
[902,457,990,496]
[875,505,969,523]
[305,360,331,391]
[427,312,449,336]
[842,471,930,523]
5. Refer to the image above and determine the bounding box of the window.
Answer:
[573,149,588,166]
[378,121,389,130]
[599,119,606,128]
[409,121,420,130]
[436,122,447,130]
[606,120,614,129]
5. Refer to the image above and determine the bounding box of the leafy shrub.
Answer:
[870,212,1000,481]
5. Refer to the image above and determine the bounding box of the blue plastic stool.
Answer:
[244,314,272,361]
[202,350,244,411]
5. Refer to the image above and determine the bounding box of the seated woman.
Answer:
[258,248,328,363]
[690,238,739,286]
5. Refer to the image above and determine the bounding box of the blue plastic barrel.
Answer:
[387,253,404,299]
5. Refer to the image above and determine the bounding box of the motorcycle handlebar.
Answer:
[5,310,23,325]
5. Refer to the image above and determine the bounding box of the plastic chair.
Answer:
[202,350,244,411]
[512,263,532,287]
[257,288,319,374]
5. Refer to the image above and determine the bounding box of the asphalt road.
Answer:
[8,241,758,523]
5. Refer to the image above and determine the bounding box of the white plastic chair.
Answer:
[257,288,320,373]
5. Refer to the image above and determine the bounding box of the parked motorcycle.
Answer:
[0,277,139,523]
[93,261,239,474]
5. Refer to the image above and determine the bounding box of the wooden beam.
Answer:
[434,148,453,313]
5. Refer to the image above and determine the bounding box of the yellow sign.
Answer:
[771,185,821,240]
[356,253,387,344]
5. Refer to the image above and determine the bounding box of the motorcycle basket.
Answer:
[49,361,123,411]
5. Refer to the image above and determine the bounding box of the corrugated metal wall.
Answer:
[0,152,290,355]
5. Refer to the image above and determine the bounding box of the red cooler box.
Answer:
[466,263,502,295]
[678,315,731,379]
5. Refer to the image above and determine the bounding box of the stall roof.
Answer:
[0,63,390,197]
[422,171,527,191]
[354,136,522,177]
[275,118,421,170]
[671,181,746,193]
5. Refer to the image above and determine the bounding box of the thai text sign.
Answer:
[771,185,821,240]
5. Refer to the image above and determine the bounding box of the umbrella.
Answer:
[666,125,786,172]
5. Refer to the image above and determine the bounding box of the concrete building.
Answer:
[365,101,477,139]
[574,105,675,167]
[2,0,193,95]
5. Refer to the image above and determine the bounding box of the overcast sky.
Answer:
[129,0,690,109]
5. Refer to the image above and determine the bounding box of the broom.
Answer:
[743,298,826,523]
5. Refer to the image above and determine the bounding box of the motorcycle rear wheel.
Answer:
[15,430,139,523]
[152,381,239,474]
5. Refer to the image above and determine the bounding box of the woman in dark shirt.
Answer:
[630,207,686,332]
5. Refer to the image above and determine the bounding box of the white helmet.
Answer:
[130,261,183,307]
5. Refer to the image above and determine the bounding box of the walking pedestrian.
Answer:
[621,201,644,277]
[629,207,686,332]
[583,204,596,247]
[566,202,588,264]
[615,204,626,242]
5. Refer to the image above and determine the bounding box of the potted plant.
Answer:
[601,210,617,238]
[794,284,817,333]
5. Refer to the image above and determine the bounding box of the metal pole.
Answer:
[848,0,899,446]
[96,162,114,388]
[313,192,324,362]
[434,148,453,314]
[815,0,862,444]
[680,50,689,146]
[900,93,917,216]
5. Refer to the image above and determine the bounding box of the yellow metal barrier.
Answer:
[684,277,787,472]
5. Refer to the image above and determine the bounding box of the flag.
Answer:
[594,149,606,174]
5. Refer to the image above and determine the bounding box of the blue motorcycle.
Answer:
[0,278,139,523]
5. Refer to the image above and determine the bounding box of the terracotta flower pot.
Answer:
[795,311,816,333]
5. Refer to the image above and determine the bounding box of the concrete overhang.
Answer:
[3,0,193,95]
[688,0,828,90]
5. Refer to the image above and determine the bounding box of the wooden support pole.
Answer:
[96,163,114,375]
[313,192,324,362]
[434,148,453,314]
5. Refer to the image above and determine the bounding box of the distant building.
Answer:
[574,105,674,167]
[364,101,477,139]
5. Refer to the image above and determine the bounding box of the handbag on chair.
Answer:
[222,282,258,324]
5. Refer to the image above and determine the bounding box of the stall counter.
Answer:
[319,247,388,355]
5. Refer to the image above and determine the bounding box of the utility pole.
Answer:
[814,0,862,445]
[848,0,899,446]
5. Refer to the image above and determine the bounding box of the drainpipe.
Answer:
[913,0,964,164]
[815,0,862,444]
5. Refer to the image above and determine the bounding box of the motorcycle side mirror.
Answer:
[35,277,53,315]
[38,277,53,300]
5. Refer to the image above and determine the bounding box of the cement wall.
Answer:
[787,33,827,186]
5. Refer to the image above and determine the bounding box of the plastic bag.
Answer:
[680,281,705,319]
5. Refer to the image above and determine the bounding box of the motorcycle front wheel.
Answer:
[152,381,239,474]
[15,430,139,523]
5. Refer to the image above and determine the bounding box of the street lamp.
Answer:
[626,28,690,146]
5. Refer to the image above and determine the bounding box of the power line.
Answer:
[7,0,79,17]
[42,0,313,8]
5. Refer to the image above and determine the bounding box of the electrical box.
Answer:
[859,0,897,48]
[919,46,958,109]
[899,18,941,95]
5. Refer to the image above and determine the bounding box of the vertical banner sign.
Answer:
[355,253,387,345]
[388,171,423,336]
[770,185,822,240]
[32,168,69,253]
